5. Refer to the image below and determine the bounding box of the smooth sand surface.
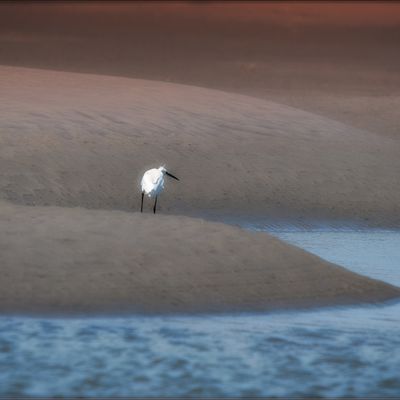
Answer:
[1,66,400,224]
[0,201,399,315]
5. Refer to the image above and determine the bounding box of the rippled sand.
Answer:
[1,66,400,223]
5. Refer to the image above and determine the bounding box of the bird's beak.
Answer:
[166,171,179,181]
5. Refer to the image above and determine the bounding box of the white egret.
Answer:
[140,166,179,214]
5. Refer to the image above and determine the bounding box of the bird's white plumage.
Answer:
[141,167,166,198]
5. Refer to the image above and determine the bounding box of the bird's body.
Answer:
[141,168,165,198]
[140,166,179,213]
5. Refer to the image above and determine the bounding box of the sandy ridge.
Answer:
[0,202,398,315]
[1,66,400,224]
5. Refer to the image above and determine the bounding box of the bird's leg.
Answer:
[140,192,144,213]
[153,196,158,214]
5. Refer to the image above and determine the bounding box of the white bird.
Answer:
[140,166,179,214]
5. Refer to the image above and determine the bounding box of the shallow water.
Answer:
[1,227,400,397]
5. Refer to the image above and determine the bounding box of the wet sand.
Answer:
[0,201,398,315]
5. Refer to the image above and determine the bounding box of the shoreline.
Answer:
[0,202,399,316]
[180,208,400,231]
[2,297,400,319]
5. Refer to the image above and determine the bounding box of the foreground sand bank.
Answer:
[1,66,400,224]
[0,202,398,315]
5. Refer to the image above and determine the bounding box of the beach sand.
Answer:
[0,65,399,313]
[0,201,398,315]
[1,66,400,224]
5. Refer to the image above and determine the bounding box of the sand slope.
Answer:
[0,202,398,315]
[1,66,400,224]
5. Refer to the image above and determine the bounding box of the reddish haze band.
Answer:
[1,2,400,28]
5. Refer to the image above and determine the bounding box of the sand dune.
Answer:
[0,201,398,315]
[1,66,400,224]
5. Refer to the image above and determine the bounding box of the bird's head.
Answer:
[158,165,179,181]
